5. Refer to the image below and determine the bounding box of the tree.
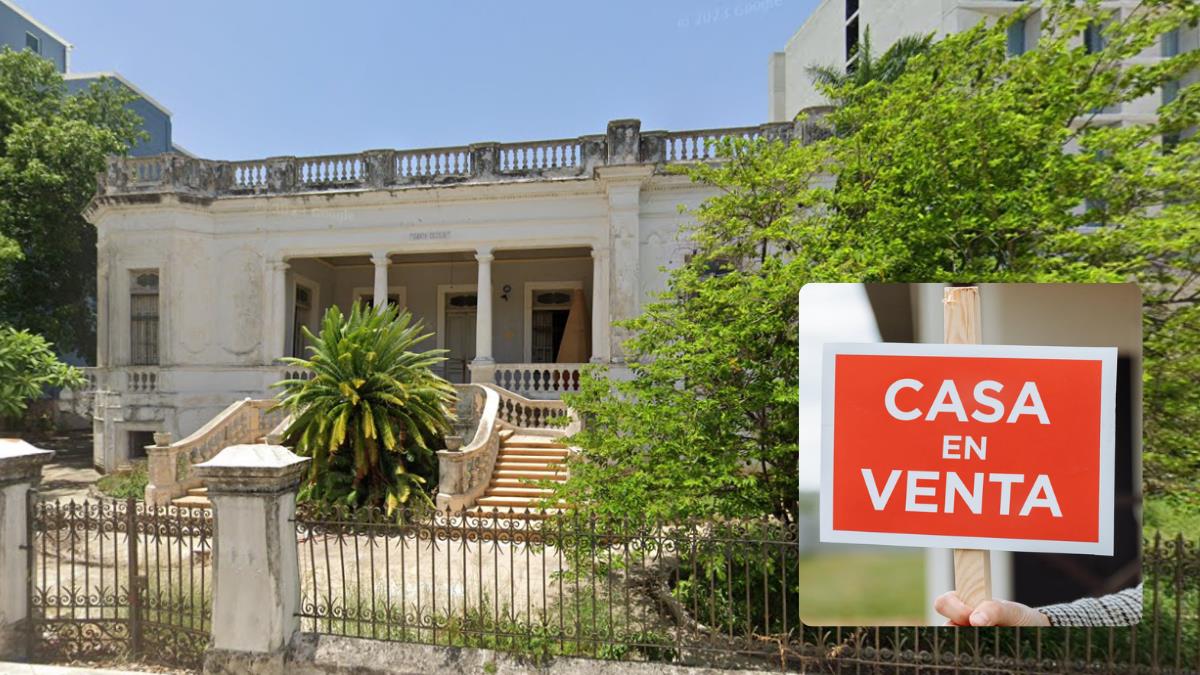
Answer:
[560,0,1200,524]
[275,302,457,515]
[0,325,83,421]
[806,28,934,107]
[0,50,144,360]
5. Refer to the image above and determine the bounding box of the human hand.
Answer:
[934,591,1051,627]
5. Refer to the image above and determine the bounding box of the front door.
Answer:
[444,292,477,383]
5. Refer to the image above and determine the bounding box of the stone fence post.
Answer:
[194,444,309,674]
[0,439,54,659]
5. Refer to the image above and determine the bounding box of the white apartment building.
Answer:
[769,0,1200,124]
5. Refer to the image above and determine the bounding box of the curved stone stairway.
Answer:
[468,431,569,518]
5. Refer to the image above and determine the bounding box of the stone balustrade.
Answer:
[493,363,584,399]
[93,119,805,202]
[144,398,284,505]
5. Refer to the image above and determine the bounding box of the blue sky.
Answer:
[23,0,820,160]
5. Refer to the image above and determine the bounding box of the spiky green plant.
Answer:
[275,302,456,515]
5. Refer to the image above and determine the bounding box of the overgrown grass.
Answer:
[797,550,925,625]
[1144,495,1200,539]
[302,589,675,665]
[95,463,148,499]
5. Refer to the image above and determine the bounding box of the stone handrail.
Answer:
[144,398,283,505]
[492,363,583,399]
[435,384,502,511]
[92,119,803,202]
[489,384,580,433]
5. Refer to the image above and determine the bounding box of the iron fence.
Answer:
[294,506,1200,673]
[25,494,213,670]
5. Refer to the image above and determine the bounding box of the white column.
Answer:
[607,181,642,361]
[471,248,495,382]
[590,246,611,363]
[96,249,110,367]
[371,251,390,313]
[269,260,290,362]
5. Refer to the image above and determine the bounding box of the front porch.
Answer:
[278,246,604,399]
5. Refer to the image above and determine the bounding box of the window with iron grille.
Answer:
[130,270,160,365]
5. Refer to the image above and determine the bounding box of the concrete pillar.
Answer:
[195,444,308,674]
[0,439,54,659]
[605,178,644,361]
[371,252,390,313]
[96,249,110,368]
[590,246,611,363]
[471,248,496,383]
[269,260,289,363]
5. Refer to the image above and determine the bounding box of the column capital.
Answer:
[475,247,495,263]
[269,259,290,272]
[590,245,610,259]
[370,251,391,266]
[0,439,54,487]
[194,444,309,496]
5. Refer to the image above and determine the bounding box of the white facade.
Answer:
[81,119,798,471]
[769,0,1199,123]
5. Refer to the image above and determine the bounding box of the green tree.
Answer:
[0,325,84,421]
[275,302,457,515]
[0,49,144,360]
[806,28,934,107]
[561,0,1200,524]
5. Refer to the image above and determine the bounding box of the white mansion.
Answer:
[76,119,801,471]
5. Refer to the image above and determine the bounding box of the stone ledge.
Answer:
[285,633,796,675]
[0,439,54,487]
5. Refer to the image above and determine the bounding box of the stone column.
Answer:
[590,246,612,363]
[96,247,110,368]
[371,252,390,313]
[268,259,289,363]
[194,444,308,675]
[606,180,643,361]
[471,248,496,384]
[0,439,54,659]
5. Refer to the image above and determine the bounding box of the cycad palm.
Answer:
[275,302,456,514]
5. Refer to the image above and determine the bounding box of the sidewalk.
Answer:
[0,664,156,675]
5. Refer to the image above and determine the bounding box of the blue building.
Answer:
[0,0,179,157]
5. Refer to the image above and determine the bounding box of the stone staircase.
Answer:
[172,486,211,509]
[468,430,569,519]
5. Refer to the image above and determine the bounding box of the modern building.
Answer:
[769,0,1199,125]
[0,0,177,156]
[76,119,799,472]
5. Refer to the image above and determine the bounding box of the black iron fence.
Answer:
[293,506,1199,672]
[25,494,213,670]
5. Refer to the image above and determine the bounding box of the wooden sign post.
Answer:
[943,286,992,608]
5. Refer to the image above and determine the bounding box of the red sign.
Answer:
[820,343,1116,555]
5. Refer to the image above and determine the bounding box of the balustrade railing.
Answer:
[498,139,581,172]
[144,398,281,505]
[126,368,158,393]
[96,120,804,199]
[663,125,764,162]
[395,146,472,179]
[299,154,365,186]
[493,363,582,399]
[229,159,268,190]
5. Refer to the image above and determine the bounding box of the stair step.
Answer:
[484,486,555,497]
[497,447,569,458]
[494,456,559,468]
[499,428,515,441]
[491,477,563,487]
[493,469,567,481]
[171,495,212,508]
[496,451,566,460]
[505,435,566,448]
[476,495,556,507]
[186,487,208,497]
